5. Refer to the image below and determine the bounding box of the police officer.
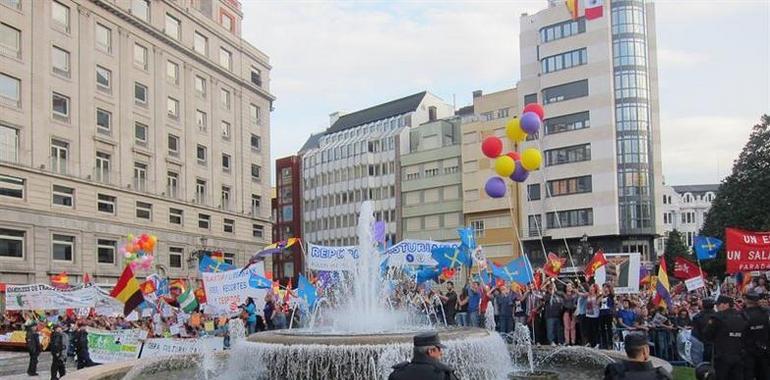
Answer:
[691,298,716,364]
[703,295,748,380]
[49,323,67,380]
[742,291,769,380]
[73,322,96,369]
[603,333,672,380]
[25,322,41,376]
[389,332,459,380]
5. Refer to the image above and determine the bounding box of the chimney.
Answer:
[329,111,346,126]
[472,90,483,98]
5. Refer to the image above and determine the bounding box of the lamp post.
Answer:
[580,233,590,265]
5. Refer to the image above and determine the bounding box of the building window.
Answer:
[220,121,231,139]
[220,88,230,109]
[250,103,260,123]
[50,139,68,174]
[166,61,179,84]
[96,66,111,91]
[221,12,234,32]
[167,97,179,119]
[136,201,152,219]
[198,213,210,229]
[95,152,110,183]
[0,73,20,107]
[0,174,23,199]
[95,23,111,52]
[250,67,262,87]
[250,134,261,151]
[131,0,149,21]
[539,17,585,43]
[196,144,207,164]
[528,215,542,237]
[52,184,74,207]
[134,122,148,145]
[167,171,178,198]
[51,1,70,32]
[134,82,147,104]
[133,43,148,69]
[133,162,147,191]
[542,79,589,105]
[541,48,588,74]
[52,92,69,119]
[167,134,179,156]
[251,194,261,216]
[224,218,234,233]
[252,224,264,238]
[194,31,207,54]
[544,143,591,166]
[194,75,206,96]
[221,185,231,209]
[195,179,206,204]
[97,239,116,264]
[221,153,231,171]
[51,46,71,76]
[0,23,20,58]
[251,164,261,181]
[546,208,593,228]
[0,228,24,258]
[52,234,74,261]
[545,111,590,135]
[169,247,183,268]
[527,184,541,201]
[219,48,232,70]
[169,207,183,225]
[0,124,19,162]
[470,220,485,238]
[165,13,180,39]
[196,110,207,131]
[97,193,116,214]
[547,175,592,196]
[96,108,111,135]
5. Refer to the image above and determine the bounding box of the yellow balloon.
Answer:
[505,118,527,143]
[494,155,516,177]
[521,148,542,171]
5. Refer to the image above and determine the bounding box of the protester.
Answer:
[438,281,457,325]
[455,286,468,327]
[603,333,672,380]
[562,282,577,345]
[244,297,258,334]
[543,282,564,345]
[598,284,616,349]
[583,284,601,348]
[466,282,482,328]
[388,332,459,380]
[494,285,515,335]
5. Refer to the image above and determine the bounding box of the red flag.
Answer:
[543,252,566,278]
[533,270,543,290]
[673,257,702,280]
[583,250,608,279]
[440,268,456,281]
[210,250,224,262]
[585,0,604,20]
[51,272,69,289]
[139,280,156,295]
[83,273,92,285]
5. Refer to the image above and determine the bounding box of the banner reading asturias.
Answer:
[201,262,267,315]
[726,228,770,273]
[5,284,101,310]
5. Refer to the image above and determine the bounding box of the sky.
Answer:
[240,0,770,186]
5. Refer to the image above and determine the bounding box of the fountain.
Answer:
[64,201,672,380]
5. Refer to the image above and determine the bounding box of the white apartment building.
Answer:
[656,184,719,255]
[301,92,453,246]
[517,0,664,264]
[0,0,274,284]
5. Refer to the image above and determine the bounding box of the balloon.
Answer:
[521,148,543,171]
[521,112,541,135]
[481,136,503,158]
[506,151,521,161]
[494,155,516,177]
[505,119,527,142]
[523,103,545,121]
[484,177,507,198]
[510,161,529,182]
[123,252,132,259]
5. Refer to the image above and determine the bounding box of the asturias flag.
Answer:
[694,236,722,261]
[199,255,235,273]
[248,271,272,289]
[653,260,673,309]
[488,256,534,284]
[431,246,471,270]
[297,274,317,309]
[110,265,144,316]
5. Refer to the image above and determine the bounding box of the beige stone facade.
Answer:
[0,0,274,285]
[460,88,522,261]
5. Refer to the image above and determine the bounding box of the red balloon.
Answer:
[506,151,521,161]
[481,137,503,158]
[523,103,545,121]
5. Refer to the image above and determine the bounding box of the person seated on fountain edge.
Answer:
[388,332,459,380]
[603,333,672,380]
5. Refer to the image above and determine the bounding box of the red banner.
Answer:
[673,257,701,280]
[726,228,770,273]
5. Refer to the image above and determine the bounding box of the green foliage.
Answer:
[701,115,770,274]
[672,366,695,380]
[664,229,690,272]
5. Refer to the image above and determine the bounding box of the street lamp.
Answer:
[580,233,590,265]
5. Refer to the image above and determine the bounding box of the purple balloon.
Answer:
[484,177,507,198]
[520,112,541,135]
[510,161,529,182]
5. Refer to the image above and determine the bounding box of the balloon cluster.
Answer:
[480,103,545,198]
[120,233,157,271]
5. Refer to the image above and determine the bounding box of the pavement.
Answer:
[0,351,77,380]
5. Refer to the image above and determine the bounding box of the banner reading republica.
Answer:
[202,262,267,315]
[726,228,770,273]
[87,328,147,363]
[5,284,101,310]
[306,244,359,271]
[306,240,458,271]
[139,337,224,358]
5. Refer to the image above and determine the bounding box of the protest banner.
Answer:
[685,276,706,292]
[87,328,147,363]
[202,262,267,315]
[306,244,359,271]
[5,284,101,310]
[139,337,223,358]
[383,240,457,266]
[594,252,641,294]
[306,240,457,271]
[726,228,770,273]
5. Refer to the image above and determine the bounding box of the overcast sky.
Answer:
[240,0,770,186]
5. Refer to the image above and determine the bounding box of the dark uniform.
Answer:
[742,292,770,380]
[603,333,672,380]
[49,326,67,380]
[389,332,459,380]
[25,325,41,376]
[73,326,96,369]
[691,300,716,363]
[703,296,748,380]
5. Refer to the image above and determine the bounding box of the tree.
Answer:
[701,115,770,274]
[664,229,690,274]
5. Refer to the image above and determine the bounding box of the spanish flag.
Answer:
[110,265,144,316]
[50,272,69,289]
[566,0,579,20]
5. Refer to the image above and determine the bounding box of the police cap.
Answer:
[414,332,445,348]
[716,295,734,306]
[624,333,653,349]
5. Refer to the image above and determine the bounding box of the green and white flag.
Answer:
[178,288,198,313]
